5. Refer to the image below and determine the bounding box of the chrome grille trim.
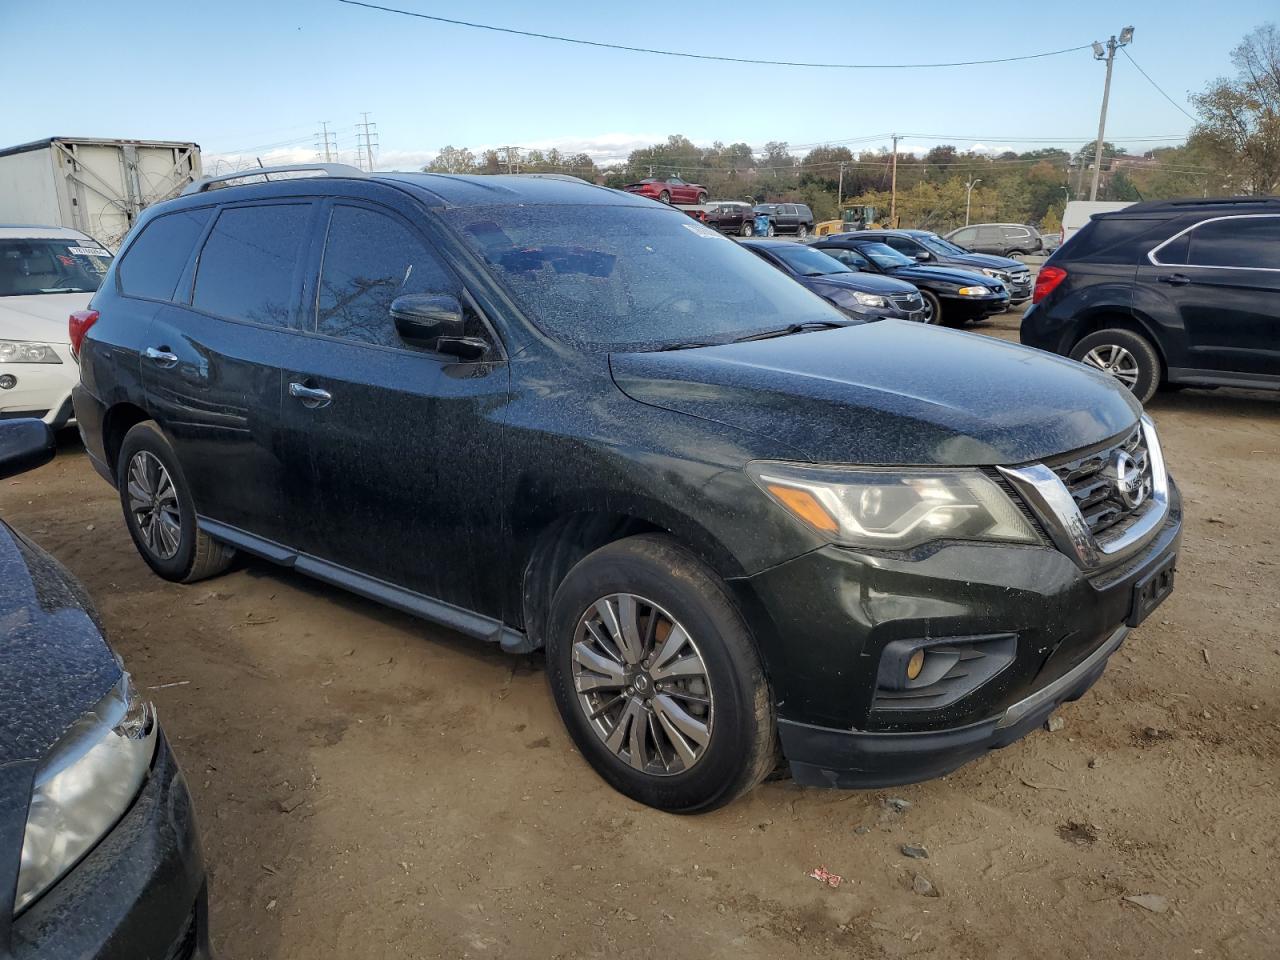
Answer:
[997,416,1169,570]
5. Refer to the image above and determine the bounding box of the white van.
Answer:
[0,225,113,427]
[1060,201,1134,248]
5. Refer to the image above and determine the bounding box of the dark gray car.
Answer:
[0,419,210,959]
[946,222,1045,257]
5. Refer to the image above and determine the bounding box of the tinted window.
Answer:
[443,204,842,350]
[118,209,209,301]
[881,235,922,256]
[1188,217,1280,269]
[1069,217,1170,264]
[976,226,1002,242]
[1152,232,1189,265]
[1002,226,1031,239]
[316,205,458,348]
[950,228,977,246]
[193,204,310,326]
[768,244,853,277]
[821,246,873,270]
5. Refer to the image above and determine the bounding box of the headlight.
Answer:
[956,286,992,297]
[979,268,1009,282]
[852,291,888,308]
[747,462,1039,549]
[0,340,62,364]
[15,673,156,915]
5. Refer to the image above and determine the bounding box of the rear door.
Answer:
[1146,214,1280,378]
[280,199,511,617]
[972,225,1003,254]
[949,227,979,250]
[142,200,317,544]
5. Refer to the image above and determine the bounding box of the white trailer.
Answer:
[0,137,201,249]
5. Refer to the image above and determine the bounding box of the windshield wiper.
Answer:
[732,320,847,343]
[655,339,718,351]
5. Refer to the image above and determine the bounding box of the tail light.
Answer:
[1032,266,1067,305]
[68,309,100,361]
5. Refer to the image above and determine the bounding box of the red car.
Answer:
[622,176,708,205]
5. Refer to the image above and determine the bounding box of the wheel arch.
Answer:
[101,402,154,476]
[1068,309,1169,374]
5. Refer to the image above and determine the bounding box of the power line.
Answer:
[1120,48,1199,123]
[337,1,1093,69]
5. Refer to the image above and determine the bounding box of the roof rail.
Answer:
[514,173,588,183]
[1122,195,1280,212]
[181,163,366,196]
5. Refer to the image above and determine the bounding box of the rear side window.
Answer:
[193,204,310,326]
[1187,216,1280,269]
[118,209,211,301]
[1068,217,1169,265]
[316,205,458,348]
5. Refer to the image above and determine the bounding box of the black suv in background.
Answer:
[74,167,1180,812]
[946,222,1045,257]
[753,202,815,238]
[1023,196,1280,403]
[739,238,927,322]
[867,229,1032,304]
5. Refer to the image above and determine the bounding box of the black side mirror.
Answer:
[0,418,55,481]
[391,294,487,361]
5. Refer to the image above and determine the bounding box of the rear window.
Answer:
[1061,217,1171,264]
[192,204,311,326]
[118,209,210,301]
[0,237,112,297]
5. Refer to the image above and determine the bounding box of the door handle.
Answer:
[1158,273,1191,286]
[143,346,179,367]
[288,381,332,408]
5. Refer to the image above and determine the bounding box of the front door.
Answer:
[280,201,511,618]
[142,200,317,544]
[1143,214,1280,378]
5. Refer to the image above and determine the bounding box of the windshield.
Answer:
[918,234,969,256]
[856,242,915,269]
[0,238,112,296]
[442,204,842,349]
[769,244,852,277]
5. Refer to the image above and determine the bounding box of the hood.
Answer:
[610,320,1140,465]
[883,263,998,286]
[0,293,92,344]
[938,252,1025,271]
[0,522,121,767]
[805,272,918,295]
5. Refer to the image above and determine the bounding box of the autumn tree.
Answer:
[1191,22,1280,193]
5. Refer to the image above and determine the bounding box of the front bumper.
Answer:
[0,352,77,427]
[9,732,212,960]
[735,481,1182,789]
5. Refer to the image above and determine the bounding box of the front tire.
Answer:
[545,535,777,813]
[919,289,943,325]
[766,223,776,237]
[1069,329,1161,404]
[740,222,754,237]
[117,421,236,583]
[658,190,671,204]
[696,192,708,204]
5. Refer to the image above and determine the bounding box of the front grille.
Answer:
[1048,425,1156,546]
[890,293,924,309]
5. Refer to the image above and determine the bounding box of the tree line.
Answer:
[423,23,1278,233]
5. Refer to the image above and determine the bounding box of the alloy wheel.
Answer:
[1082,344,1140,388]
[921,296,937,324]
[571,593,714,776]
[126,451,182,560]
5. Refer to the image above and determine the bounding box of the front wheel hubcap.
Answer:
[572,593,714,776]
[127,451,182,559]
[1082,344,1140,388]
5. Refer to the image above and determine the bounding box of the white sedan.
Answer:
[0,226,112,427]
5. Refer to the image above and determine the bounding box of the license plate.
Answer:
[1127,554,1176,627]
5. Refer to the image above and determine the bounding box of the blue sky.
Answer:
[1,0,1274,170]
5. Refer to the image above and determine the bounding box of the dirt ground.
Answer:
[3,308,1278,959]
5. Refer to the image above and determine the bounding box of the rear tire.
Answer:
[1069,329,1161,404]
[797,224,809,239]
[766,224,776,237]
[545,534,777,813]
[117,421,236,583]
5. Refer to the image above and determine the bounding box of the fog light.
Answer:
[0,374,16,390]
[906,648,925,681]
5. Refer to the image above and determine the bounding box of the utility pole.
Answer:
[355,113,379,171]
[315,121,336,163]
[837,160,847,208]
[889,134,900,227]
[1089,27,1134,201]
[965,178,982,226]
